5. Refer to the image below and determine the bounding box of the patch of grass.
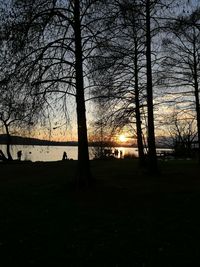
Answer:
[1,160,200,266]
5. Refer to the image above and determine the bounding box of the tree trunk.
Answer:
[145,0,158,173]
[74,0,92,187]
[134,41,145,166]
[193,39,200,163]
[4,123,13,161]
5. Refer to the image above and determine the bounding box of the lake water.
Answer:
[0,144,173,162]
[0,144,137,162]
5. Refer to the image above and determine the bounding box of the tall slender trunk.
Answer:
[134,40,145,166]
[145,0,158,173]
[193,37,200,163]
[4,123,13,161]
[74,0,92,187]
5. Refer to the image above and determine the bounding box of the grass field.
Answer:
[1,159,200,266]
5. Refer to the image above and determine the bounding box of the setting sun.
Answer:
[118,134,127,143]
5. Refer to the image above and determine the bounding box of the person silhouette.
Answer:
[17,150,22,161]
[62,151,68,160]
[114,149,119,157]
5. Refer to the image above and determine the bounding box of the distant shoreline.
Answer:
[0,142,134,148]
[0,135,134,148]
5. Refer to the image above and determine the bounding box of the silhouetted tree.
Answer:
[0,9,45,161]
[8,0,108,185]
[90,0,176,172]
[89,0,147,166]
[89,100,117,160]
[163,110,197,158]
[0,80,43,160]
[137,0,180,172]
[145,0,158,172]
[162,8,200,162]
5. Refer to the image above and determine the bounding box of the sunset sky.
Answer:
[0,0,199,144]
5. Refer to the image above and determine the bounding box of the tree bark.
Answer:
[145,0,158,173]
[193,36,200,163]
[4,123,13,161]
[74,0,92,187]
[134,40,145,166]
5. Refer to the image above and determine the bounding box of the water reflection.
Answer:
[0,145,138,162]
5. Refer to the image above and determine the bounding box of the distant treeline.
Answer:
[0,135,77,147]
[0,135,135,147]
[0,135,170,148]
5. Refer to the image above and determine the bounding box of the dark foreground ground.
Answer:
[0,159,200,266]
